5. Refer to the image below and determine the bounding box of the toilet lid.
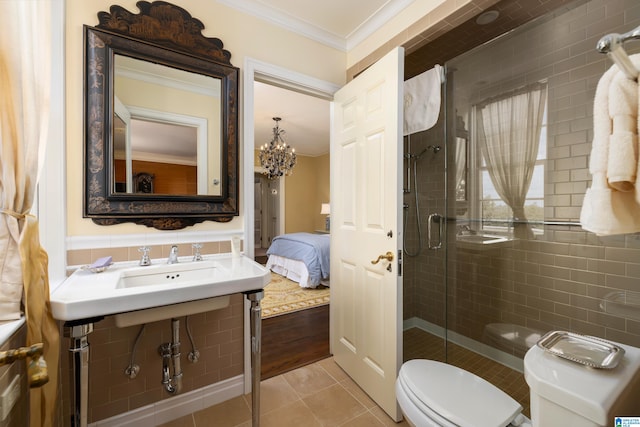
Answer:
[399,359,523,427]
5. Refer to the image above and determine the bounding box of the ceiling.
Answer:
[254,82,330,157]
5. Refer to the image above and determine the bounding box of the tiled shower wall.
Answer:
[62,241,243,423]
[405,0,640,354]
[402,124,447,327]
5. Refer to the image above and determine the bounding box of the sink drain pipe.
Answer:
[159,318,183,395]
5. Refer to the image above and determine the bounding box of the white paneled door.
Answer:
[330,47,404,421]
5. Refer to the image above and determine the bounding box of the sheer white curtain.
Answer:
[476,82,547,238]
[0,2,59,426]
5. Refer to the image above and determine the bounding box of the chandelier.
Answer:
[259,117,297,179]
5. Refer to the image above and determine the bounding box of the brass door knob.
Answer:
[371,251,394,264]
[0,343,49,388]
[0,343,43,366]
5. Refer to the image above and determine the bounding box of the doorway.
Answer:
[254,172,280,263]
[242,58,339,259]
[243,59,339,392]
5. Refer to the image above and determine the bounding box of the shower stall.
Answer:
[402,0,640,416]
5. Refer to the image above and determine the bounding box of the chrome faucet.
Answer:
[167,245,179,264]
[138,246,151,266]
[192,243,203,261]
[457,225,476,236]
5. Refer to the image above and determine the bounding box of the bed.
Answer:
[266,232,330,288]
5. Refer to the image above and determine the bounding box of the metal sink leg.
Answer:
[64,322,95,427]
[244,290,264,427]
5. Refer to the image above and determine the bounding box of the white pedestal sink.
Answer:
[51,255,270,320]
[51,254,270,427]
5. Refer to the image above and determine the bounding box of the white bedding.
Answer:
[266,255,329,289]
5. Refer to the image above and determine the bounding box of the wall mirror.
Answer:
[84,1,239,230]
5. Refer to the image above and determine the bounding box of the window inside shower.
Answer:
[475,100,548,235]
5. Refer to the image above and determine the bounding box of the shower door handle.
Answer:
[427,213,443,250]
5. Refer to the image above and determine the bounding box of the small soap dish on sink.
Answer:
[81,264,113,274]
[82,256,113,273]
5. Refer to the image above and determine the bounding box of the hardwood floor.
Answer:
[261,304,330,379]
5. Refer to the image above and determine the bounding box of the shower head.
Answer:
[415,148,428,159]
[404,151,421,160]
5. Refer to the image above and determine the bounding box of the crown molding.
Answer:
[346,0,415,51]
[217,0,413,52]
[217,0,345,50]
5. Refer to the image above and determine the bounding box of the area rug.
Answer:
[262,273,330,318]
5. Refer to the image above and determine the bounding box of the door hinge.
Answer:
[397,249,402,276]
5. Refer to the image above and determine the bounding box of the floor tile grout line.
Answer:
[283,371,339,401]
[337,377,376,411]
[299,392,329,427]
[337,407,377,427]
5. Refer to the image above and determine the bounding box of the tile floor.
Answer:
[158,357,408,427]
[160,327,530,426]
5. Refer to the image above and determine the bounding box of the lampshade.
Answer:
[320,203,330,215]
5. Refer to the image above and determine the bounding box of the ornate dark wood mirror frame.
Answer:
[84,1,239,230]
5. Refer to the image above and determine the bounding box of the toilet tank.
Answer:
[524,338,640,427]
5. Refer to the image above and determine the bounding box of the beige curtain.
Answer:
[476,82,547,238]
[0,2,59,426]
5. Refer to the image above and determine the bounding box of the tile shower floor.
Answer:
[160,328,529,426]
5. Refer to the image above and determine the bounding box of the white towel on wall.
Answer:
[608,67,638,191]
[581,54,640,235]
[403,64,442,135]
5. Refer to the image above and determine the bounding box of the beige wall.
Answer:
[313,154,331,231]
[254,151,330,234]
[65,0,346,237]
[284,154,330,233]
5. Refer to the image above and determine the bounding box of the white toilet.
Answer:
[396,339,640,427]
[396,359,530,427]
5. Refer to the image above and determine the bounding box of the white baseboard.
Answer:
[90,375,244,427]
[403,317,524,373]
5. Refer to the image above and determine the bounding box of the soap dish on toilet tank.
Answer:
[537,330,625,369]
